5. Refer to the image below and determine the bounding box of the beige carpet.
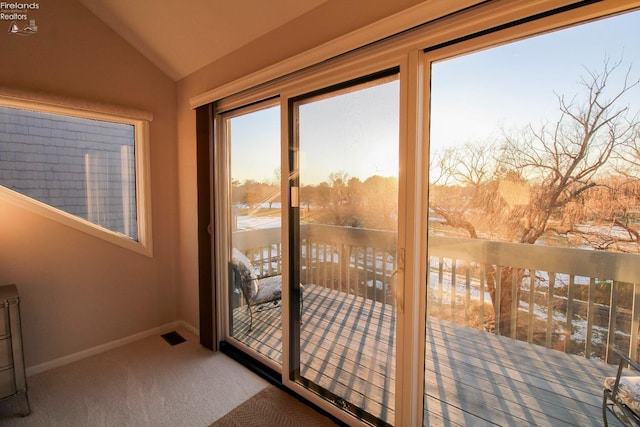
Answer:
[210,385,337,426]
[0,328,270,426]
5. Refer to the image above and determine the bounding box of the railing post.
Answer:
[306,237,318,283]
[451,260,457,323]
[345,244,352,295]
[323,244,330,291]
[357,246,364,298]
[511,269,519,340]
[383,250,390,305]
[565,275,575,354]
[527,269,535,344]
[479,264,485,331]
[356,246,362,297]
[630,283,640,361]
[437,258,444,319]
[329,244,340,294]
[495,265,501,336]
[546,273,555,348]
[465,265,471,327]
[606,281,618,364]
[304,238,311,285]
[586,277,596,359]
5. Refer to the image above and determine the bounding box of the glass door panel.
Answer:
[290,72,400,425]
[225,105,283,365]
[424,10,640,425]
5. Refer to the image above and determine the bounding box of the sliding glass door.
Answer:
[222,103,283,367]
[211,4,640,425]
[289,72,400,426]
[424,8,640,425]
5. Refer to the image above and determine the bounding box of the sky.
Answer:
[230,106,281,185]
[297,80,399,184]
[230,8,640,184]
[430,9,640,152]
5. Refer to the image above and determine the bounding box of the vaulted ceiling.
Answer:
[77,0,329,81]
[77,0,434,82]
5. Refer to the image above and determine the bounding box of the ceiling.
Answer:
[77,0,328,81]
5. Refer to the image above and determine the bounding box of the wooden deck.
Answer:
[230,284,621,426]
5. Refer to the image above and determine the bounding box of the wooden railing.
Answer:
[232,227,283,278]
[429,235,640,363]
[301,224,397,305]
[232,224,398,305]
[232,226,640,363]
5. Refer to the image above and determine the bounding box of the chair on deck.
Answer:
[229,248,303,332]
[603,347,640,427]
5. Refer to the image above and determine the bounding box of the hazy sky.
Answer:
[297,80,399,184]
[230,8,640,184]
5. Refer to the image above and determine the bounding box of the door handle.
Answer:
[390,248,405,314]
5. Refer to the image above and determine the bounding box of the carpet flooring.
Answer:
[0,328,271,426]
[210,385,337,426]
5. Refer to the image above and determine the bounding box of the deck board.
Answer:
[230,284,622,426]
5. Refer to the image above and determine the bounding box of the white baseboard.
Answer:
[26,320,200,377]
[176,319,199,337]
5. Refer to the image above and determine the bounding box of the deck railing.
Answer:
[232,225,640,363]
[232,224,398,305]
[301,224,397,305]
[428,235,640,362]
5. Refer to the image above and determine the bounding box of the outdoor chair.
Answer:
[603,347,640,427]
[229,248,303,332]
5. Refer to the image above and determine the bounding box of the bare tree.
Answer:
[500,58,639,244]
[430,143,498,239]
[430,58,640,336]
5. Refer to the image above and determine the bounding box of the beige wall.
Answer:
[0,0,178,367]
[176,0,424,330]
[0,0,424,369]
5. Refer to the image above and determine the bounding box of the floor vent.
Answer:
[161,331,186,346]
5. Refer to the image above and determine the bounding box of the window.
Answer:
[0,98,151,255]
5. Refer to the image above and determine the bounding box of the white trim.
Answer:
[26,321,197,376]
[134,119,153,256]
[177,319,199,337]
[0,96,154,257]
[0,86,153,122]
[396,48,427,427]
[189,0,484,109]
[1,187,151,256]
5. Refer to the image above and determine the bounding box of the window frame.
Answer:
[0,92,153,257]
[215,99,284,372]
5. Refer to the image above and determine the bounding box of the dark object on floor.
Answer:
[210,385,336,426]
[161,331,186,346]
[603,347,640,426]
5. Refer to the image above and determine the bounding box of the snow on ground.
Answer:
[236,214,281,230]
[428,259,629,360]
